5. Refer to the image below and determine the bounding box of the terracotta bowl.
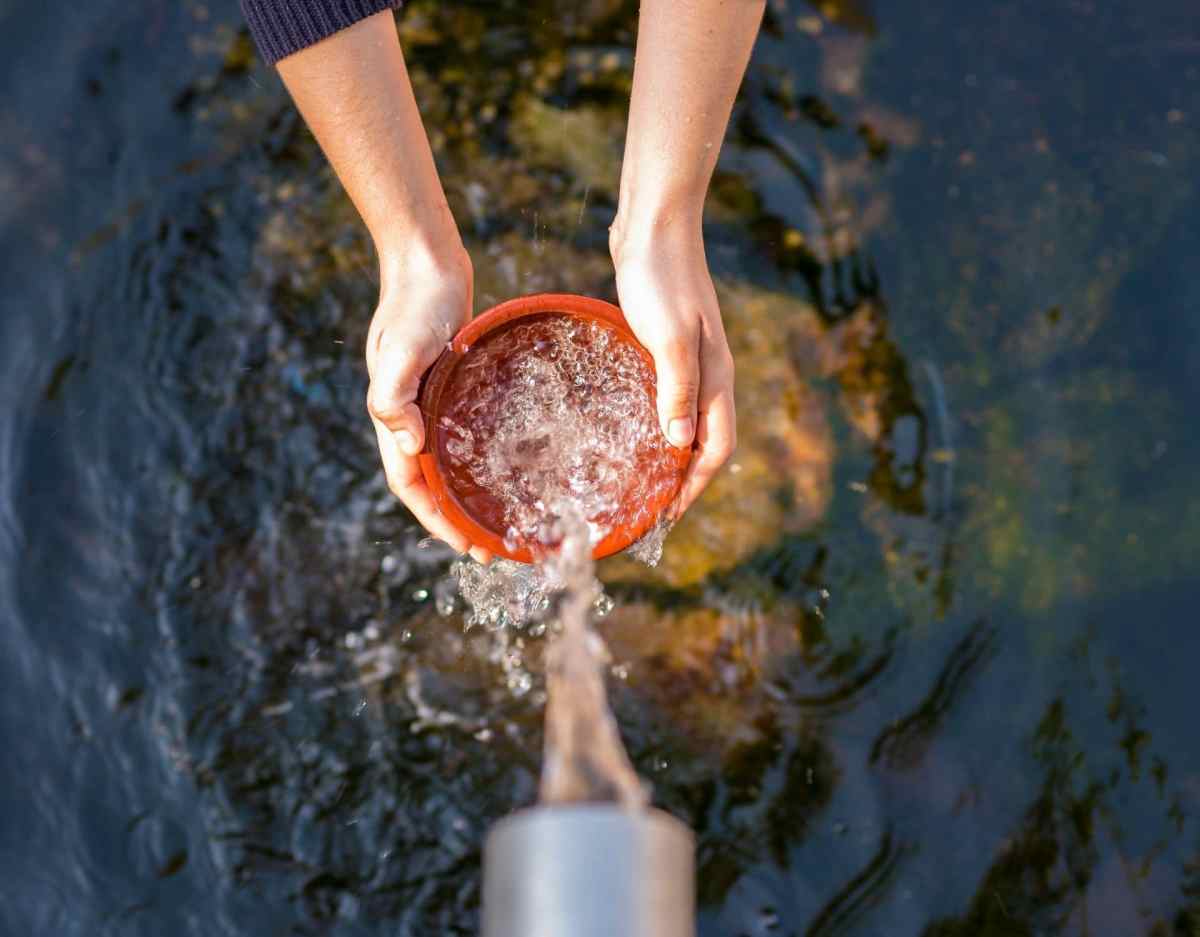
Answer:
[416,293,691,563]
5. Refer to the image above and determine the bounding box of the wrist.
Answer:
[369,239,471,359]
[609,198,705,270]
[375,217,470,297]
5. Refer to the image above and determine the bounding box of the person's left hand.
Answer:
[611,222,737,515]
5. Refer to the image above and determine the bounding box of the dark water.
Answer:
[2,1,1198,934]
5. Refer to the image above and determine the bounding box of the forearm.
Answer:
[276,12,463,279]
[614,0,764,245]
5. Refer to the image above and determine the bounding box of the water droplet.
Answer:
[507,672,533,697]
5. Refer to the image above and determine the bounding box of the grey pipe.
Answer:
[482,805,695,937]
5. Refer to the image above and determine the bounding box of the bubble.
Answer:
[437,316,678,554]
[507,671,533,697]
[434,579,457,617]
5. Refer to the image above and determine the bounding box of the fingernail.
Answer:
[396,430,418,455]
[667,417,694,447]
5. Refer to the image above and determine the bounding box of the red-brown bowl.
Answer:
[416,293,691,563]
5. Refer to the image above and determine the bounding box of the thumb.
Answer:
[368,321,447,457]
[649,330,700,449]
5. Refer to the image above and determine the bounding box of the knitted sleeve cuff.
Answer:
[241,0,405,65]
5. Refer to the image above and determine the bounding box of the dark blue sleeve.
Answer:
[241,0,405,65]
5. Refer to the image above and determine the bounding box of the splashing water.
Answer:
[452,516,650,809]
[441,313,680,807]
[537,508,647,805]
[435,314,680,555]
[625,514,673,568]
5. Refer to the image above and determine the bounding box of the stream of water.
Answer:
[437,311,665,807]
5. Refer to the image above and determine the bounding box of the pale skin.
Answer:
[277,1,765,562]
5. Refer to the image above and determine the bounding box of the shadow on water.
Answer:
[1,0,1199,935]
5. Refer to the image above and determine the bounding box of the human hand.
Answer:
[611,222,737,516]
[606,0,759,520]
[272,12,491,559]
[366,249,494,564]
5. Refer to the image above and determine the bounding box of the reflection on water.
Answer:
[1,0,1199,934]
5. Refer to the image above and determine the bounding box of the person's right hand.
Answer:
[365,248,493,564]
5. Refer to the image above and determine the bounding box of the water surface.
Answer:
[1,1,1198,934]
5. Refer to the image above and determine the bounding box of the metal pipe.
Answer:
[482,805,695,937]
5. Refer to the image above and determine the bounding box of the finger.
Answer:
[676,384,736,514]
[369,394,425,457]
[647,325,701,448]
[469,546,494,565]
[367,318,450,453]
[373,419,473,554]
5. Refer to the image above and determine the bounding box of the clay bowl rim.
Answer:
[416,292,692,563]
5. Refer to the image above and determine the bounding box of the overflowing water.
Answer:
[436,313,681,554]
[442,313,675,805]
